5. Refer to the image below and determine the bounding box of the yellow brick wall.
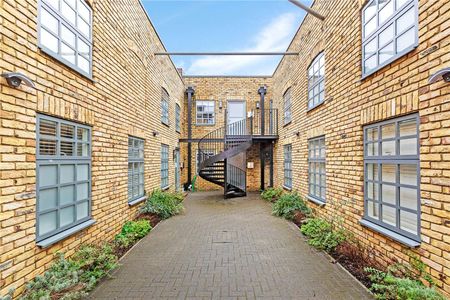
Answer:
[0,0,183,296]
[272,0,449,295]
[181,76,272,192]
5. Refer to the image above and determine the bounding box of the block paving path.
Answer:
[90,192,372,299]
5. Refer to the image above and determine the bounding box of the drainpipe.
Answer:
[258,86,267,191]
[258,85,267,135]
[186,86,195,186]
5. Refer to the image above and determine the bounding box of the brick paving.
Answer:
[90,192,372,299]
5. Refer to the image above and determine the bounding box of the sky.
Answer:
[142,0,313,76]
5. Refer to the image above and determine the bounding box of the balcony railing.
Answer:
[252,109,278,136]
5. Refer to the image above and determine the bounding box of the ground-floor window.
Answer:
[364,114,420,241]
[128,137,145,202]
[36,114,91,241]
[308,136,326,203]
[283,144,292,188]
[161,144,169,189]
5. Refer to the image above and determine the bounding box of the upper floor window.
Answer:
[196,100,215,125]
[175,104,181,133]
[161,88,169,126]
[362,0,418,77]
[36,114,91,242]
[128,137,144,203]
[38,0,93,78]
[283,88,292,125]
[308,136,326,204]
[363,114,420,242]
[308,53,325,110]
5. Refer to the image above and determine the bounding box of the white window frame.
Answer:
[161,88,170,126]
[175,103,181,133]
[308,136,326,204]
[361,0,419,78]
[283,88,292,125]
[38,0,93,78]
[161,144,169,189]
[128,137,145,204]
[196,100,215,125]
[283,144,292,189]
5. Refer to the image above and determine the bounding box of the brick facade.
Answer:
[1,0,183,296]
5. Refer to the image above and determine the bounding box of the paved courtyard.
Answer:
[90,192,372,299]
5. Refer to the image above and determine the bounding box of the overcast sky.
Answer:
[142,0,312,76]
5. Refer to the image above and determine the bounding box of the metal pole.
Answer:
[288,0,325,21]
[186,86,195,186]
[154,52,299,56]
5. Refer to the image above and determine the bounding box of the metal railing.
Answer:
[226,163,246,192]
[252,109,278,136]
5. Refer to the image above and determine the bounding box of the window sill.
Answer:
[307,100,325,112]
[128,196,147,207]
[37,219,96,248]
[283,121,292,128]
[359,219,420,248]
[195,123,215,126]
[161,185,170,191]
[162,121,170,128]
[282,185,292,191]
[307,195,326,207]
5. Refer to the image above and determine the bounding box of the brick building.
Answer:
[1,0,449,297]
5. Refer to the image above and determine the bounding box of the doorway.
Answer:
[227,100,246,135]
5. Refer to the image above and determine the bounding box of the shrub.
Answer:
[71,244,118,288]
[365,267,445,300]
[300,218,346,252]
[261,188,283,202]
[114,220,152,248]
[20,244,118,300]
[272,192,311,220]
[140,190,184,219]
[0,289,14,300]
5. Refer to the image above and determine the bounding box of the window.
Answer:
[196,100,215,125]
[363,114,420,242]
[161,88,169,125]
[308,53,325,110]
[175,103,181,133]
[36,114,91,242]
[283,89,292,125]
[161,144,169,189]
[38,0,93,77]
[283,144,292,188]
[128,137,144,203]
[362,0,418,77]
[308,136,326,204]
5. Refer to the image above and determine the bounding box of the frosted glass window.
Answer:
[128,137,145,202]
[362,0,418,77]
[161,144,169,189]
[283,88,292,124]
[36,114,91,241]
[308,53,325,110]
[308,137,326,202]
[39,0,93,77]
[364,114,420,241]
[284,144,293,189]
[175,104,181,132]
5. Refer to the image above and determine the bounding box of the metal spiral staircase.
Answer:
[197,109,278,198]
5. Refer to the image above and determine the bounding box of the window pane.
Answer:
[400,187,417,210]
[364,0,376,21]
[379,42,394,64]
[39,165,58,187]
[382,205,396,226]
[77,17,90,38]
[77,38,89,57]
[61,141,74,156]
[381,140,395,156]
[381,123,395,139]
[61,1,76,24]
[77,201,89,220]
[77,127,89,141]
[41,8,59,34]
[379,0,394,24]
[367,142,378,156]
[60,164,75,183]
[366,127,378,141]
[382,164,396,183]
[379,24,394,46]
[40,140,57,155]
[364,38,377,58]
[77,183,88,201]
[39,211,57,235]
[399,119,416,136]
[396,27,415,52]
[400,164,417,185]
[78,55,90,73]
[60,206,75,227]
[396,0,408,9]
[367,163,379,181]
[61,43,76,64]
[77,143,89,156]
[382,184,396,205]
[78,0,90,20]
[77,164,89,181]
[400,210,417,234]
[46,0,59,10]
[400,138,417,155]
[367,201,379,219]
[364,17,377,38]
[364,55,377,72]
[396,7,415,34]
[39,188,58,211]
[40,119,57,136]
[61,25,75,47]
[40,28,59,53]
[60,185,75,205]
[367,182,379,200]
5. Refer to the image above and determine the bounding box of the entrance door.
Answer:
[174,148,180,191]
[227,101,246,135]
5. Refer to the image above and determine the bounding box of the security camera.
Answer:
[1,72,36,88]
[428,68,450,84]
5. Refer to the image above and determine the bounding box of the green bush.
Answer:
[139,190,184,219]
[114,220,152,248]
[20,245,118,300]
[272,192,311,220]
[300,218,346,252]
[365,267,445,300]
[0,289,14,300]
[261,187,283,202]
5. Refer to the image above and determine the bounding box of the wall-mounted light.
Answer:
[1,72,36,88]
[218,100,223,110]
[152,131,159,137]
[429,67,450,84]
[295,131,300,137]
[256,101,260,109]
